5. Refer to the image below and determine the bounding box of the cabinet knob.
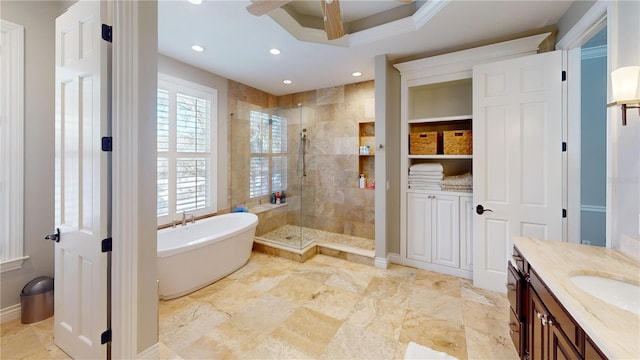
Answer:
[536,311,550,326]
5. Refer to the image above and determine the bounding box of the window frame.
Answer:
[0,20,27,273]
[157,74,217,226]
[249,111,288,200]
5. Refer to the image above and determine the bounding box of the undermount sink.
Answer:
[570,275,640,315]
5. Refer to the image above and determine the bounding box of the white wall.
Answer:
[609,0,640,259]
[0,0,62,311]
[157,54,229,212]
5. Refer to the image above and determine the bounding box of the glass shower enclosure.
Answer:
[229,104,315,250]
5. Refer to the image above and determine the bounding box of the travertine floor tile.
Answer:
[348,295,408,342]
[303,284,362,320]
[2,253,519,360]
[320,322,397,360]
[268,274,325,305]
[270,306,342,357]
[0,321,49,359]
[399,310,468,360]
[408,286,464,326]
[159,302,229,353]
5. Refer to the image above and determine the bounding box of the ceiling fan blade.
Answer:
[247,0,293,16]
[321,0,344,40]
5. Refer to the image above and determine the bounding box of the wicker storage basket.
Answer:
[443,130,472,155]
[409,132,438,155]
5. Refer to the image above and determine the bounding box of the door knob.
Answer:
[476,204,494,215]
[45,228,60,243]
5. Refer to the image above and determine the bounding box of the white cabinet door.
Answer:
[459,196,474,271]
[431,194,460,268]
[472,50,563,293]
[407,193,433,262]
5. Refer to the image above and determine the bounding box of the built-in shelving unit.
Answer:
[358,121,375,189]
[393,32,555,282]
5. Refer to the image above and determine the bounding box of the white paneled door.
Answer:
[472,51,563,293]
[53,1,109,358]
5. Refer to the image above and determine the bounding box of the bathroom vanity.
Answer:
[508,237,639,360]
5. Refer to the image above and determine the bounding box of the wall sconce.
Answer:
[608,66,640,126]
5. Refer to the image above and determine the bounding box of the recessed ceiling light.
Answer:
[352,71,363,77]
[187,0,203,5]
[283,80,292,85]
[270,48,281,55]
[191,45,205,52]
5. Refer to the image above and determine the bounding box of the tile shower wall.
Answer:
[228,80,375,240]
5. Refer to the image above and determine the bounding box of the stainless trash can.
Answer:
[20,276,54,324]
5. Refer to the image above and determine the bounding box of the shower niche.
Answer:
[358,121,375,189]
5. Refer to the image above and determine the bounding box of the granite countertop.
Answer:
[513,237,640,359]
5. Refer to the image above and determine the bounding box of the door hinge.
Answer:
[101,24,112,43]
[562,70,567,81]
[101,136,112,152]
[101,328,112,344]
[101,238,112,252]
[562,142,567,152]
[562,209,567,218]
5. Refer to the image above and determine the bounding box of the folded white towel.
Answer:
[405,342,458,360]
[409,185,442,190]
[408,180,442,185]
[409,175,444,180]
[442,172,473,186]
[410,163,443,172]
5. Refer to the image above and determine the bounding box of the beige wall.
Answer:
[137,1,160,352]
[158,55,229,213]
[0,0,61,310]
[229,80,377,239]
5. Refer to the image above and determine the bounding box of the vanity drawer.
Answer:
[507,261,524,318]
[512,246,526,274]
[509,309,525,358]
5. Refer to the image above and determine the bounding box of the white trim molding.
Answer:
[112,0,139,357]
[0,19,25,272]
[581,205,607,213]
[387,252,402,265]
[137,343,160,359]
[374,256,388,269]
[0,303,22,324]
[556,0,608,50]
[582,45,607,60]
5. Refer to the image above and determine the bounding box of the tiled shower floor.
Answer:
[256,225,375,252]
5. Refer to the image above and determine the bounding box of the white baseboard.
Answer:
[374,256,388,269]
[388,252,402,265]
[138,342,160,359]
[1,303,21,324]
[375,253,402,268]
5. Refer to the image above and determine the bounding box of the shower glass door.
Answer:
[229,104,314,250]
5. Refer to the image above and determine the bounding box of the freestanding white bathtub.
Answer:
[157,212,258,300]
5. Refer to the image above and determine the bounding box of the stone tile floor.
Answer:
[1,252,518,359]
